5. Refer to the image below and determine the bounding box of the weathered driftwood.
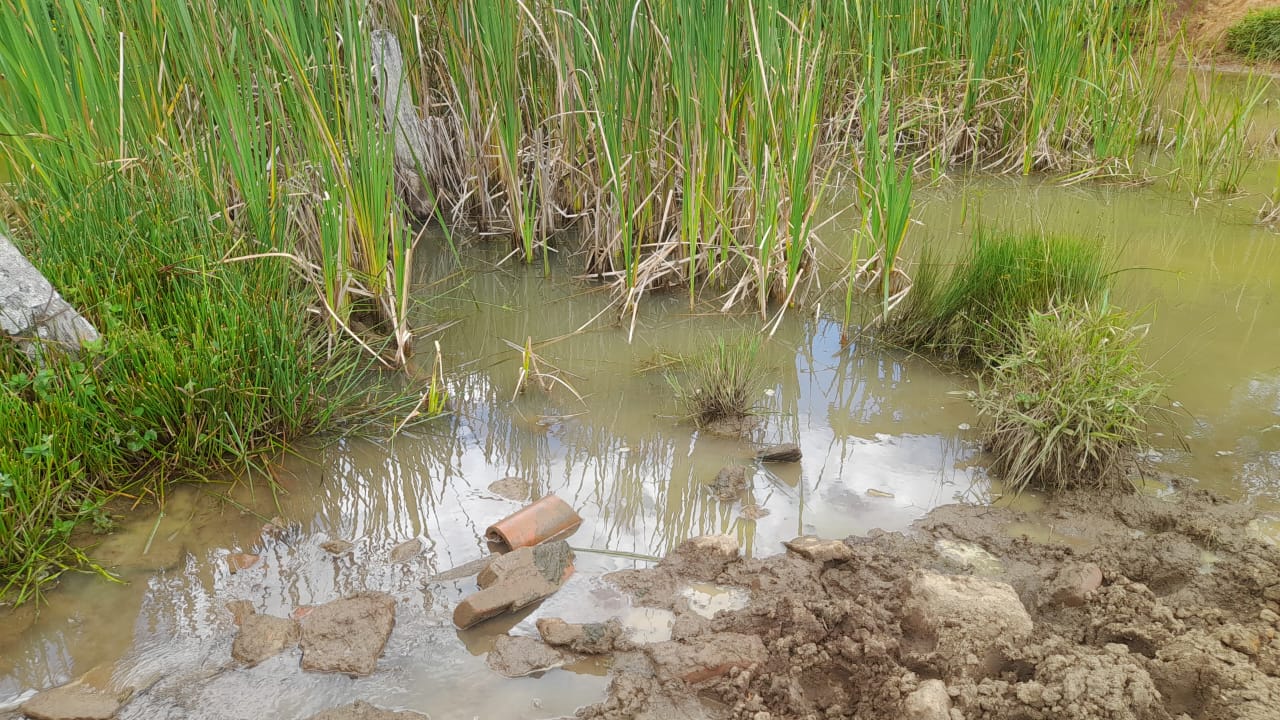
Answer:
[370,29,455,220]
[1,232,101,356]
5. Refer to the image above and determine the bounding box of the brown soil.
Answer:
[1172,0,1277,54]
[581,490,1280,720]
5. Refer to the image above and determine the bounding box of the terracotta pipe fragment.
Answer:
[484,494,582,551]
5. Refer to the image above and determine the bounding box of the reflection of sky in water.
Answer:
[303,312,979,567]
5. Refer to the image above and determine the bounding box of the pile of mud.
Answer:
[577,490,1280,720]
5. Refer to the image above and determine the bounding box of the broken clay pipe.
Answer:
[484,494,582,552]
[453,541,575,629]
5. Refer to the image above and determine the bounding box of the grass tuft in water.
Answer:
[886,230,1108,363]
[1226,8,1280,62]
[666,338,766,426]
[969,303,1166,494]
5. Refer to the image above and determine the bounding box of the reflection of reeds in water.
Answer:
[340,241,980,562]
[311,270,983,566]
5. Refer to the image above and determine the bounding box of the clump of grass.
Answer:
[1163,69,1267,197]
[0,173,429,603]
[1226,8,1280,62]
[886,230,1108,363]
[666,338,766,426]
[970,304,1165,493]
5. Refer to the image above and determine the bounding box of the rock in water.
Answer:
[755,443,802,463]
[486,634,568,678]
[656,535,740,580]
[487,476,533,501]
[305,701,429,720]
[231,612,299,667]
[225,553,259,573]
[299,592,397,676]
[537,617,623,654]
[388,538,423,563]
[707,466,747,501]
[19,683,121,720]
[320,539,354,555]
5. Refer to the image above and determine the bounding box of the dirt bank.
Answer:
[579,489,1280,719]
[1173,0,1277,55]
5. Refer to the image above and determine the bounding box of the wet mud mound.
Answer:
[581,491,1280,720]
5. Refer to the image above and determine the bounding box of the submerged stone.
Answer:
[388,538,423,564]
[485,634,568,678]
[487,476,533,501]
[225,553,259,573]
[19,683,121,720]
[320,539,354,555]
[231,612,299,667]
[299,592,397,676]
[707,466,747,502]
[537,617,623,654]
[305,701,429,720]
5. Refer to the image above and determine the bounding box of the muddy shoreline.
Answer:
[572,488,1280,720]
[10,485,1278,720]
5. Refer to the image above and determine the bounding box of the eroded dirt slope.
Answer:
[1173,0,1278,53]
[582,490,1280,719]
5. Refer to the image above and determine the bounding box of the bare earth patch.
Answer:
[1173,0,1279,54]
[581,490,1280,720]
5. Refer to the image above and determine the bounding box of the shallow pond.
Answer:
[3,161,1280,717]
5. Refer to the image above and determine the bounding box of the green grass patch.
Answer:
[970,304,1165,493]
[0,172,422,603]
[886,230,1109,363]
[665,337,766,426]
[1226,8,1280,62]
[883,229,1164,493]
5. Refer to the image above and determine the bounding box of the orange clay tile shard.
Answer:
[484,494,582,551]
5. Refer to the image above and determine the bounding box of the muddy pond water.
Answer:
[3,166,1280,717]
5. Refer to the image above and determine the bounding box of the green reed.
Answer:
[666,0,735,304]
[0,174,422,602]
[564,0,663,299]
[849,12,914,325]
[746,0,830,312]
[1165,68,1268,197]
[378,0,1244,312]
[444,0,544,264]
[885,229,1110,363]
